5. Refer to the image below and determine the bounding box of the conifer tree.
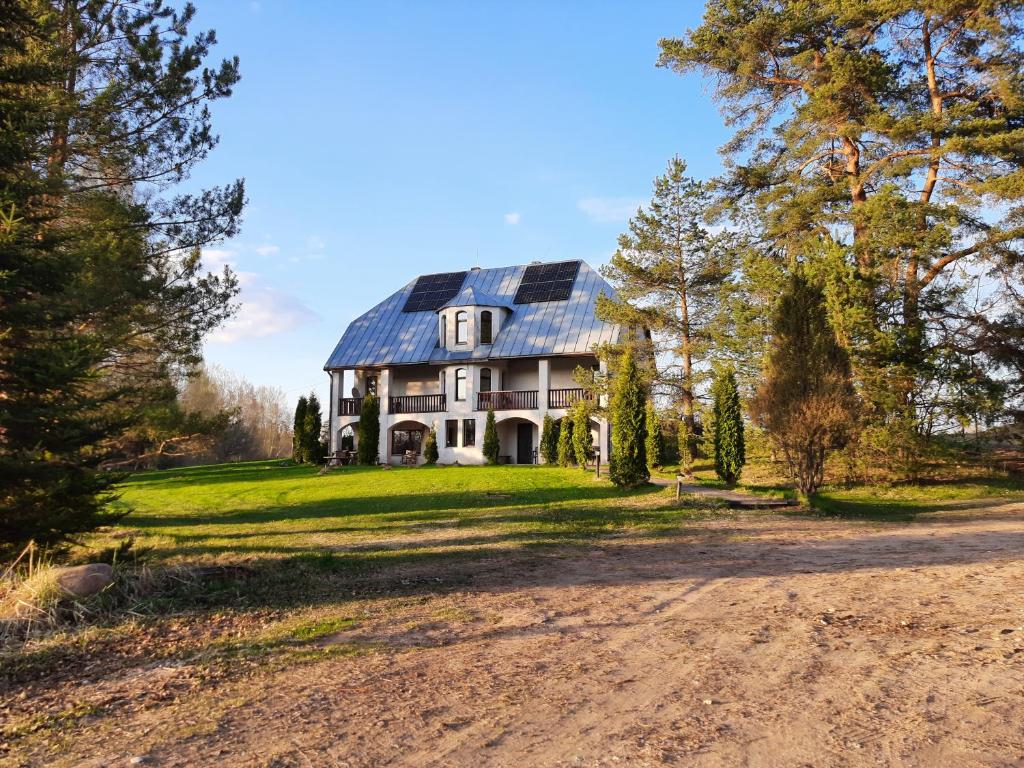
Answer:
[357,395,380,465]
[423,428,439,465]
[0,1,242,550]
[609,348,649,488]
[292,396,309,463]
[752,273,857,495]
[711,370,744,484]
[645,401,664,470]
[557,416,575,467]
[303,393,323,465]
[660,3,1024,464]
[598,156,734,476]
[540,414,558,465]
[570,398,593,468]
[483,409,500,464]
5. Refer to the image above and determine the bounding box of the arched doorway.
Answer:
[496,416,540,464]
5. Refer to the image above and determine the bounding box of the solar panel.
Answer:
[513,260,580,304]
[401,271,468,312]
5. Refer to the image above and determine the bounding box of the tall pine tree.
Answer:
[598,156,734,476]
[0,1,242,551]
[609,348,649,488]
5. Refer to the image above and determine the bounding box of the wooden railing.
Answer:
[477,390,538,411]
[548,388,593,409]
[339,398,362,416]
[389,394,446,414]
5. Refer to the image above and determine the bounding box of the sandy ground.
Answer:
[7,501,1024,768]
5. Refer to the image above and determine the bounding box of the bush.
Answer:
[557,415,574,467]
[645,401,663,469]
[356,395,380,465]
[423,428,439,465]
[483,409,500,464]
[609,348,649,488]
[570,398,593,467]
[712,369,745,484]
[540,414,558,464]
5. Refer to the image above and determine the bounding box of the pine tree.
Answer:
[752,273,857,495]
[645,401,664,470]
[483,409,500,465]
[423,428,439,465]
[357,395,380,465]
[0,1,242,551]
[303,393,323,465]
[660,4,1024,467]
[609,348,649,488]
[712,370,744,484]
[292,396,308,463]
[540,414,558,464]
[570,398,593,468]
[598,156,734,477]
[557,416,574,467]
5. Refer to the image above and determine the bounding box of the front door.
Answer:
[516,423,533,465]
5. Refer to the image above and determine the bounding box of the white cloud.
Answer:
[208,271,318,343]
[577,196,644,224]
[255,244,280,257]
[201,248,237,272]
[504,211,522,225]
[306,235,326,251]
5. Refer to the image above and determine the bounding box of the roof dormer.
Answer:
[436,288,512,351]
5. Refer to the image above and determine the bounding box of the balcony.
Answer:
[548,388,593,409]
[389,394,446,414]
[339,398,362,416]
[477,389,538,411]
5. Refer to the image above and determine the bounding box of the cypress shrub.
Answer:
[357,394,380,465]
[292,396,308,463]
[712,369,745,484]
[540,414,558,464]
[609,348,649,488]
[303,392,323,464]
[570,397,593,467]
[557,415,574,466]
[645,401,663,470]
[483,408,500,464]
[423,428,439,465]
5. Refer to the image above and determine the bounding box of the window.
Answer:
[480,367,492,393]
[463,418,476,447]
[445,419,458,448]
[391,429,423,455]
[480,311,493,344]
[440,315,446,347]
[455,368,467,401]
[455,311,468,344]
[365,375,378,396]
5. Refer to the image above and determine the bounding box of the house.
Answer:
[323,259,621,465]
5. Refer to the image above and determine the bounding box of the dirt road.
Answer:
[12,503,1024,767]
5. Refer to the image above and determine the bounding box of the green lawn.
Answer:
[109,461,692,567]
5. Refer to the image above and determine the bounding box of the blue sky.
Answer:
[190,1,724,405]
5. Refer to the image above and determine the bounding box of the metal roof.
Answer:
[324,260,619,369]
[439,285,512,310]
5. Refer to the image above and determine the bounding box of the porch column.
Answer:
[378,368,392,464]
[538,358,550,414]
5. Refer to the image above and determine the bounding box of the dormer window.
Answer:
[480,311,493,344]
[455,311,468,345]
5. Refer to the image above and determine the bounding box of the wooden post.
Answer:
[676,474,682,501]
[595,454,601,478]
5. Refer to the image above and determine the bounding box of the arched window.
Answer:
[455,311,468,344]
[480,367,492,393]
[480,311,493,344]
[455,368,467,401]
[440,315,446,347]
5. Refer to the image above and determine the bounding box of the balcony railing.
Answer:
[477,389,538,411]
[389,394,446,414]
[339,398,362,416]
[548,388,593,409]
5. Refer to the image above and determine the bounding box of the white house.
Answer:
[323,259,621,465]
